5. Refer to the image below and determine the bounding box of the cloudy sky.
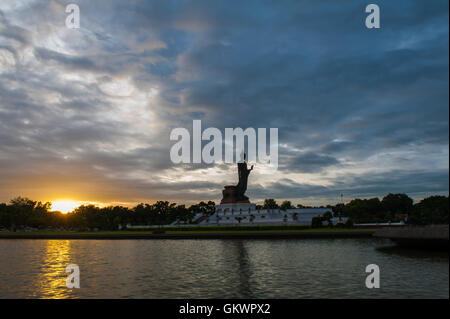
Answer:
[0,0,448,207]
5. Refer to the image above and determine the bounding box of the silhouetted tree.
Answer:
[381,193,413,217]
[409,196,449,225]
[311,216,323,228]
[263,199,278,209]
[280,200,294,211]
[0,193,446,230]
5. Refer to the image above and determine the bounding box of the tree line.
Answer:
[0,193,447,231]
[0,197,215,231]
[259,194,448,225]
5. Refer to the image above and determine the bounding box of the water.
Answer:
[0,239,448,298]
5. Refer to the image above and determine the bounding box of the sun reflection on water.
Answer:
[36,240,75,299]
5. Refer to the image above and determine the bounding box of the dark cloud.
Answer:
[0,0,448,205]
[279,150,340,173]
[248,169,449,204]
[34,47,98,71]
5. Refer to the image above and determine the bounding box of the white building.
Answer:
[195,203,345,226]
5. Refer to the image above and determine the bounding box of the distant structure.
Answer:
[219,153,256,214]
[198,207,339,226]
[221,153,254,204]
[176,155,345,226]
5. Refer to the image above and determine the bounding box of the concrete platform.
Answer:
[374,225,449,249]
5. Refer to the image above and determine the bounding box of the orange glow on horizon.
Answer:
[51,200,80,214]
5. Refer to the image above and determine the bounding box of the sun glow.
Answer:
[51,200,80,214]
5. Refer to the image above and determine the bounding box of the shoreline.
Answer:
[0,229,375,240]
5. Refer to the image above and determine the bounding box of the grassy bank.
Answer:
[127,224,314,232]
[0,228,376,239]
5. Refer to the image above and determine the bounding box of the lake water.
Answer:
[0,238,448,298]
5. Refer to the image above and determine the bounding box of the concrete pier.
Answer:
[374,225,449,249]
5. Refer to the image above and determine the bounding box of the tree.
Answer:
[322,211,333,227]
[342,197,383,222]
[176,205,194,224]
[311,216,323,228]
[188,201,216,217]
[323,211,333,221]
[7,197,51,229]
[409,196,449,225]
[280,200,294,211]
[381,193,413,216]
[10,197,36,210]
[345,219,354,228]
[263,199,279,209]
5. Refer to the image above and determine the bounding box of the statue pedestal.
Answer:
[220,185,249,204]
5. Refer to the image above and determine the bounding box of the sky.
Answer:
[0,0,448,207]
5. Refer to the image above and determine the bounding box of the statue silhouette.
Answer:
[220,153,253,204]
[236,153,253,201]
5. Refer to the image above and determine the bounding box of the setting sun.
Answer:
[51,200,80,214]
